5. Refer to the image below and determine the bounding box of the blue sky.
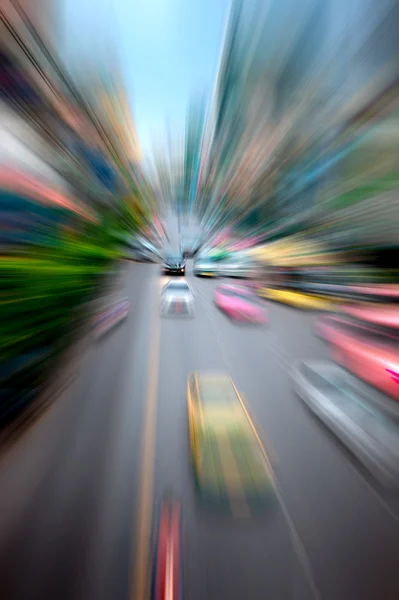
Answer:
[62,0,229,157]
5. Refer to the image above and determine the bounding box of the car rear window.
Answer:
[328,318,399,348]
[198,378,238,405]
[220,288,256,303]
[166,282,189,292]
[303,366,338,392]
[219,289,239,297]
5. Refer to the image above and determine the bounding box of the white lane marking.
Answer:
[341,456,399,526]
[273,485,322,600]
[269,345,291,369]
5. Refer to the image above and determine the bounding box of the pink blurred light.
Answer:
[0,167,96,221]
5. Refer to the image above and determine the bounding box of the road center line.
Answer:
[132,285,161,600]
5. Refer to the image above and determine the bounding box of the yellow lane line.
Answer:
[132,289,161,600]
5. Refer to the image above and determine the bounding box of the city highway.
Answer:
[0,261,398,599]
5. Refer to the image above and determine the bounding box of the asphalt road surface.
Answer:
[0,261,399,600]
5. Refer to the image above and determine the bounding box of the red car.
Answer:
[316,315,399,401]
[340,303,399,330]
[214,284,267,324]
[153,497,182,600]
[346,284,399,299]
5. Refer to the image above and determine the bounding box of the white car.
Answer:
[161,281,194,317]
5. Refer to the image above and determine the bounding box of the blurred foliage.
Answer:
[0,201,129,422]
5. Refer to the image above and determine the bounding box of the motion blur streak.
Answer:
[1,0,399,599]
[387,370,399,385]
[132,281,161,600]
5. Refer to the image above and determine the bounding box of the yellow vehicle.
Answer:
[258,287,337,311]
[187,372,275,513]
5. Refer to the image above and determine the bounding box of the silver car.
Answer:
[193,260,218,277]
[292,360,399,491]
[161,280,194,317]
